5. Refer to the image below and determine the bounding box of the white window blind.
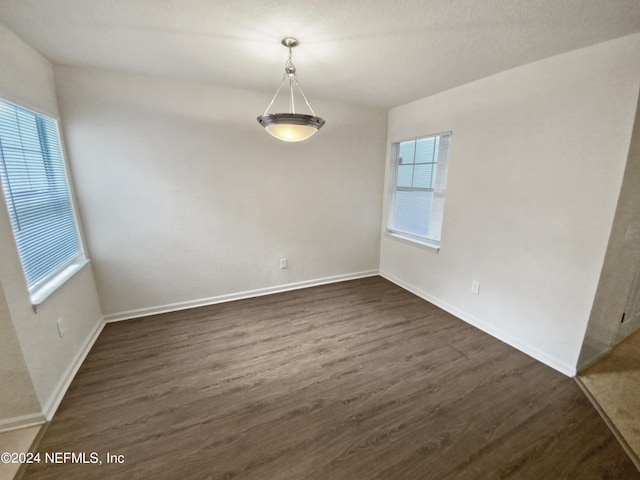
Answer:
[388,132,452,247]
[0,99,85,303]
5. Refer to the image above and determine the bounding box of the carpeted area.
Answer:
[579,328,640,459]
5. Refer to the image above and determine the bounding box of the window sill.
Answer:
[385,230,440,253]
[30,259,90,311]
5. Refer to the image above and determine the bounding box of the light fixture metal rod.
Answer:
[293,78,317,117]
[289,76,295,114]
[262,75,287,116]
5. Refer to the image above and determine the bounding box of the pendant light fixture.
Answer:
[257,38,325,142]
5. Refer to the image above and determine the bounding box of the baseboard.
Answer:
[576,346,613,373]
[380,272,577,377]
[104,270,380,323]
[41,317,106,421]
[0,413,46,433]
[614,322,640,347]
[575,377,640,471]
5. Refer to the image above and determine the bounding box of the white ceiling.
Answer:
[1,0,640,109]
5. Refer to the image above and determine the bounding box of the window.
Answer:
[387,132,452,250]
[0,99,86,306]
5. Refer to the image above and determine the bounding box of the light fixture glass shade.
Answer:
[257,113,325,142]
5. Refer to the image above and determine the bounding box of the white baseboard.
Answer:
[42,317,106,421]
[380,272,577,377]
[577,346,613,372]
[0,413,46,433]
[104,270,380,323]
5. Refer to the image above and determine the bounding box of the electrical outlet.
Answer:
[279,258,288,269]
[471,280,480,295]
[56,318,65,338]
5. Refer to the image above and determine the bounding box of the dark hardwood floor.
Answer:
[23,277,639,479]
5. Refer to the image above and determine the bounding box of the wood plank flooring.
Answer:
[23,277,638,479]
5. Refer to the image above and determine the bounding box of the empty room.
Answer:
[1,1,640,479]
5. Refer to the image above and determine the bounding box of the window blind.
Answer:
[388,132,452,245]
[0,99,84,297]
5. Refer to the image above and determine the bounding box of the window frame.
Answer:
[386,131,452,252]
[0,97,88,309]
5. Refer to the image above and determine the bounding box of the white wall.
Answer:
[0,23,57,116]
[0,23,104,424]
[579,92,640,368]
[380,34,640,375]
[0,280,41,429]
[54,66,387,319]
